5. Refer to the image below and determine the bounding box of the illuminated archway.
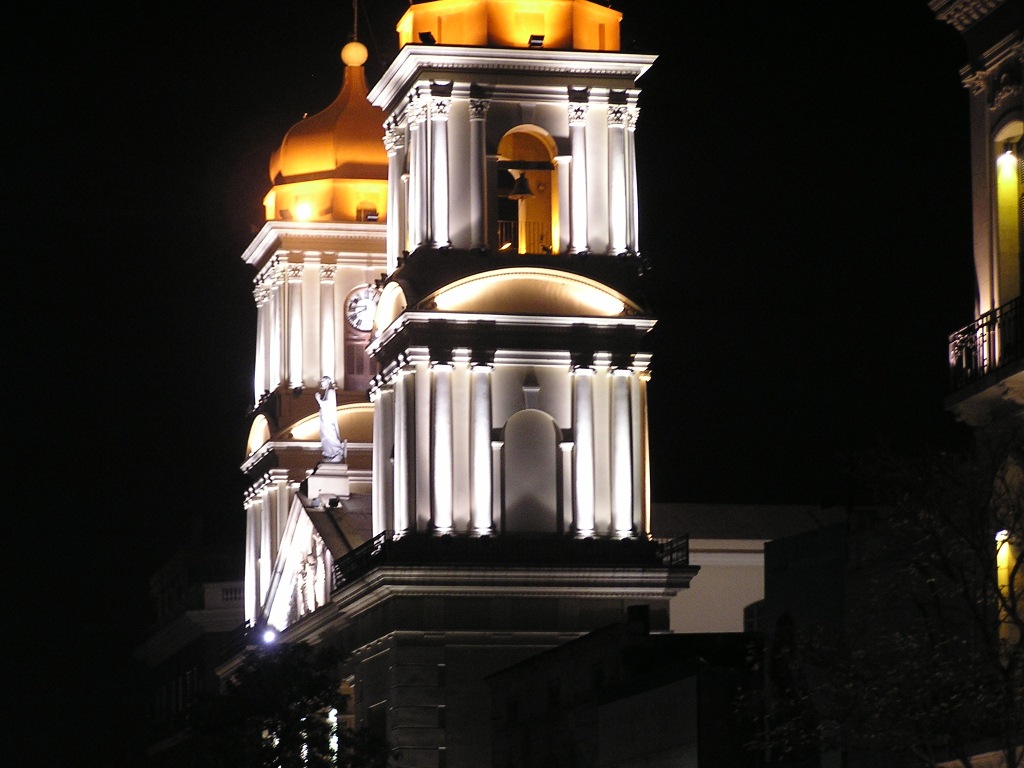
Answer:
[496,126,557,254]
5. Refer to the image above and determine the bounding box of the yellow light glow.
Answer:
[428,267,636,316]
[374,281,409,333]
[295,201,313,221]
[396,0,620,51]
[247,415,271,456]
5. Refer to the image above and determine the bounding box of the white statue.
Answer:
[314,376,345,463]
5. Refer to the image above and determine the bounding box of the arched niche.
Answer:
[502,408,562,533]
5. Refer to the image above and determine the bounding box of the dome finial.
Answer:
[341,0,367,67]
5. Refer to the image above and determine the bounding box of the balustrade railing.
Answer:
[330,531,692,593]
[497,220,552,254]
[949,296,1023,390]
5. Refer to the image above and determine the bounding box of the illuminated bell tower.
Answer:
[240,38,388,631]
[367,0,658,539]
[232,5,698,767]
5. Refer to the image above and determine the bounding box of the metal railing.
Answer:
[497,220,552,254]
[949,296,1023,390]
[330,531,692,593]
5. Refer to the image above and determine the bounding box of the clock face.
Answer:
[345,286,378,332]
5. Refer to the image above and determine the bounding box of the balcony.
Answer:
[330,531,693,593]
[949,295,1024,391]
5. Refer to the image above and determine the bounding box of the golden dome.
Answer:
[264,41,388,223]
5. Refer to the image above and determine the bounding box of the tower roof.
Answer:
[264,41,388,223]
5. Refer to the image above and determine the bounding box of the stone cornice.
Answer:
[241,221,387,269]
[369,46,657,116]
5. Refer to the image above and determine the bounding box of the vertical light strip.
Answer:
[385,123,405,274]
[244,499,260,625]
[432,362,455,533]
[607,102,628,254]
[287,263,304,388]
[568,99,589,254]
[320,265,336,383]
[269,261,285,391]
[430,91,451,247]
[609,368,633,536]
[470,364,493,534]
[626,106,640,254]
[573,366,596,536]
[469,99,489,249]
[393,369,411,534]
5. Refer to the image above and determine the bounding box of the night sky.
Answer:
[8,1,973,764]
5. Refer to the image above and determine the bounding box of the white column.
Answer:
[287,263,304,388]
[269,260,285,390]
[385,124,406,275]
[271,469,291,554]
[607,102,628,255]
[555,156,571,254]
[393,368,413,534]
[431,362,454,534]
[626,106,640,255]
[244,498,260,624]
[253,282,270,401]
[430,91,451,248]
[258,488,273,606]
[610,369,633,537]
[470,364,493,534]
[573,366,596,536]
[319,265,336,382]
[635,371,651,537]
[408,98,428,249]
[568,100,589,254]
[372,385,394,536]
[469,98,489,249]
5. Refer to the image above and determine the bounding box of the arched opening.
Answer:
[496,127,557,255]
[502,409,561,532]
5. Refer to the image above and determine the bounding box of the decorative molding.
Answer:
[929,0,1005,32]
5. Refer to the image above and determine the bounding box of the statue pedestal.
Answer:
[307,462,350,503]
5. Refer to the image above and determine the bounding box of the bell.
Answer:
[508,174,534,200]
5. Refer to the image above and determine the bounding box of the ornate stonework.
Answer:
[929,0,1006,32]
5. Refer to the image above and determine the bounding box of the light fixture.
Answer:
[509,173,534,200]
[528,34,544,48]
[419,31,435,44]
[996,528,1010,543]
[499,242,513,251]
[262,629,277,644]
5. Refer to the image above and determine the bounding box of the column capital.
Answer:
[469,98,490,120]
[384,123,405,154]
[319,264,336,283]
[626,106,640,131]
[430,96,451,120]
[568,102,589,126]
